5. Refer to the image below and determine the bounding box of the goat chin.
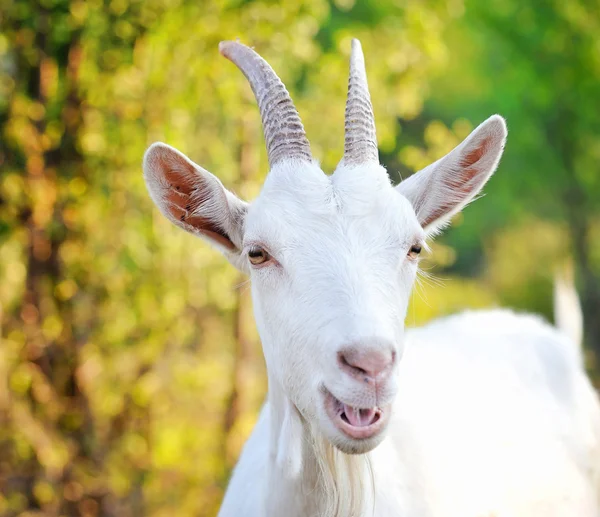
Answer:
[322,422,388,456]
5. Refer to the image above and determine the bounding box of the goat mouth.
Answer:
[323,389,390,440]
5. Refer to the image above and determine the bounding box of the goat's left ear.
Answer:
[396,115,507,236]
[143,142,249,272]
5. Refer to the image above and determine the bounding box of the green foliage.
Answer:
[419,0,600,364]
[0,0,598,515]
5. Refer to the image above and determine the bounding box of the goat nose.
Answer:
[338,347,395,383]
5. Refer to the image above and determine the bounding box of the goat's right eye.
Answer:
[248,247,270,266]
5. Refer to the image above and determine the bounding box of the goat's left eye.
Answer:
[248,247,270,266]
[408,244,422,260]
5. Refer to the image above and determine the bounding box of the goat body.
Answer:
[143,39,600,517]
[221,309,600,516]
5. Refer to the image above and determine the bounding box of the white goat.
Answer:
[143,40,600,517]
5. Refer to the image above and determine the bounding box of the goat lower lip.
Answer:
[323,389,390,440]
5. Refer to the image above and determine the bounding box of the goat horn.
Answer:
[342,39,379,165]
[219,41,312,167]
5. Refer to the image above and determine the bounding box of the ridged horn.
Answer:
[343,39,379,165]
[219,41,312,167]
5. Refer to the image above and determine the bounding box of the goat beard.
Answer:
[278,415,374,517]
[309,425,375,517]
[274,397,375,517]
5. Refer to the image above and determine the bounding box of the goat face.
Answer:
[245,159,423,453]
[143,40,507,456]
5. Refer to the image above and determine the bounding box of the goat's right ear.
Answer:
[143,143,249,271]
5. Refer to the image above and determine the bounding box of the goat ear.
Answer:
[396,115,507,236]
[143,143,248,270]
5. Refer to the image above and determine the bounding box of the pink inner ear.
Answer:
[420,136,492,229]
[157,154,236,251]
[460,136,491,169]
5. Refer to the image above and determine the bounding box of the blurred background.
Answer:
[1,0,599,515]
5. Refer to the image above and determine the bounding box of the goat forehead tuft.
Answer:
[261,170,334,210]
[256,161,397,214]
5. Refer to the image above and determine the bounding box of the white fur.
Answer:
[143,115,600,516]
[221,311,600,517]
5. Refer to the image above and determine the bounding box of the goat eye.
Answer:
[248,247,270,266]
[408,244,422,260]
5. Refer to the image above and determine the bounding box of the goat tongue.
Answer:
[343,404,377,427]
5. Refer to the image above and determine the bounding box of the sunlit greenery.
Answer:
[1,0,598,515]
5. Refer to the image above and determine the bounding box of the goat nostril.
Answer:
[338,347,394,381]
[339,352,368,376]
